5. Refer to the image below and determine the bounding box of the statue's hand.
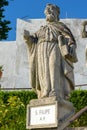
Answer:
[24,30,38,44]
[24,30,30,40]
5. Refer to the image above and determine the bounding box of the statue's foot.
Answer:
[41,91,48,98]
[49,91,56,97]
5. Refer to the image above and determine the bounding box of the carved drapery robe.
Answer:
[26,22,77,99]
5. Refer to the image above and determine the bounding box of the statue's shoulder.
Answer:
[57,21,72,34]
[58,21,65,25]
[57,21,68,29]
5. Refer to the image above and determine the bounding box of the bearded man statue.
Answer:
[24,4,78,99]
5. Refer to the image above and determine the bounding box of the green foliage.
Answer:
[0,90,87,129]
[0,96,25,130]
[69,90,87,127]
[0,90,37,130]
[0,65,4,71]
[0,0,11,40]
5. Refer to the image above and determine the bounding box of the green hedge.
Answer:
[69,90,87,127]
[0,90,37,106]
[0,90,87,129]
[0,90,37,130]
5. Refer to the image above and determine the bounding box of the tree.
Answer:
[0,0,11,40]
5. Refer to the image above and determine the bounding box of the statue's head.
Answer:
[44,4,60,22]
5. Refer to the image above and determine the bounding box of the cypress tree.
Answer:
[0,0,11,40]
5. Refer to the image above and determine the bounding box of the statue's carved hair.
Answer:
[46,4,60,15]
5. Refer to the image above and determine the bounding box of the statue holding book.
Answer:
[24,4,78,99]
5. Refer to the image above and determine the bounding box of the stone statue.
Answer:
[85,44,87,67]
[23,4,78,99]
[82,21,87,38]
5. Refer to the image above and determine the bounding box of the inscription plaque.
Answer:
[26,97,75,130]
[26,103,58,129]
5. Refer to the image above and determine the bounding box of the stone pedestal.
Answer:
[64,127,87,130]
[26,96,75,130]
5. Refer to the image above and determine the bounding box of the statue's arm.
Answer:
[23,30,38,45]
[63,33,76,58]
[58,23,78,62]
[64,31,77,62]
[58,22,76,46]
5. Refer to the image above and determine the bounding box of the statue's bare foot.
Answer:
[41,91,48,98]
[49,91,56,97]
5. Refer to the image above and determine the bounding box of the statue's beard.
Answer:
[46,14,56,22]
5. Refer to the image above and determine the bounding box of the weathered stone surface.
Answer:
[0,41,17,88]
[18,18,87,89]
[0,18,87,89]
[64,127,87,130]
[85,44,87,67]
[26,96,75,130]
[24,4,77,99]
[82,21,87,38]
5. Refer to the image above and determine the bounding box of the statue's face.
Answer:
[45,5,58,22]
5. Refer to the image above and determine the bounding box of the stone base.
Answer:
[26,96,75,130]
[64,127,87,130]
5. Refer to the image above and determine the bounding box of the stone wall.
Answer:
[0,18,87,89]
[0,41,17,88]
[16,18,87,89]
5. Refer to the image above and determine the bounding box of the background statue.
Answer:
[24,4,78,99]
[85,44,87,67]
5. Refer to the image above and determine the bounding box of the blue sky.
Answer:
[4,0,87,41]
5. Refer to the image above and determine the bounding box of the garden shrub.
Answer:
[0,96,25,130]
[69,90,87,127]
[0,90,87,129]
[0,90,37,130]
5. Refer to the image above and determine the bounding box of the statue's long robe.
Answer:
[26,21,77,98]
